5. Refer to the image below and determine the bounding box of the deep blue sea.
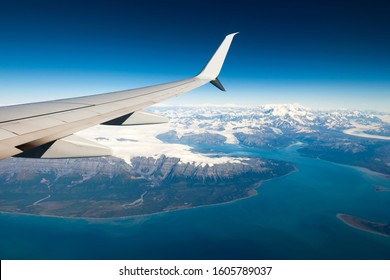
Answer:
[1,144,390,259]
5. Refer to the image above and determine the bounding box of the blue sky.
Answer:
[0,0,389,111]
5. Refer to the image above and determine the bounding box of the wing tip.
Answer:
[196,32,239,81]
[227,32,239,38]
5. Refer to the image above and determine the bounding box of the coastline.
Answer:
[352,166,390,180]
[0,167,298,221]
[322,160,390,180]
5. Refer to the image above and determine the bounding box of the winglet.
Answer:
[210,77,226,91]
[197,32,239,82]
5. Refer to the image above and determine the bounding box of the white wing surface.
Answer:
[0,33,238,160]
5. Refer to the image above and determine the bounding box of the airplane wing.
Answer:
[0,33,238,160]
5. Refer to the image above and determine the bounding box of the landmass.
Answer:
[297,130,390,176]
[337,213,390,237]
[150,105,390,176]
[1,105,389,222]
[0,156,295,218]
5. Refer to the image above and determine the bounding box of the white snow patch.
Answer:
[270,127,283,135]
[76,125,245,166]
[343,121,390,141]
[378,115,390,124]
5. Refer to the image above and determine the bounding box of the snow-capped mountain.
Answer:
[75,103,389,175]
[2,104,389,219]
[150,103,387,137]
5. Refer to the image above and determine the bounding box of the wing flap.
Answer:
[15,134,112,159]
[0,129,17,141]
[103,110,169,126]
[0,143,23,159]
[123,110,169,125]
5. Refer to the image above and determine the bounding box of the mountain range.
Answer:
[0,103,389,218]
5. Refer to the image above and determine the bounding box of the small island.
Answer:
[337,213,390,237]
[374,185,390,192]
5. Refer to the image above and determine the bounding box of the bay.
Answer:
[1,144,389,259]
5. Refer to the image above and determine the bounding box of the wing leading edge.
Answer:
[0,33,238,160]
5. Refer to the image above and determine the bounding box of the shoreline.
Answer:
[352,166,390,180]
[0,168,298,222]
[316,158,390,180]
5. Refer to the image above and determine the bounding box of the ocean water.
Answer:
[1,145,390,260]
